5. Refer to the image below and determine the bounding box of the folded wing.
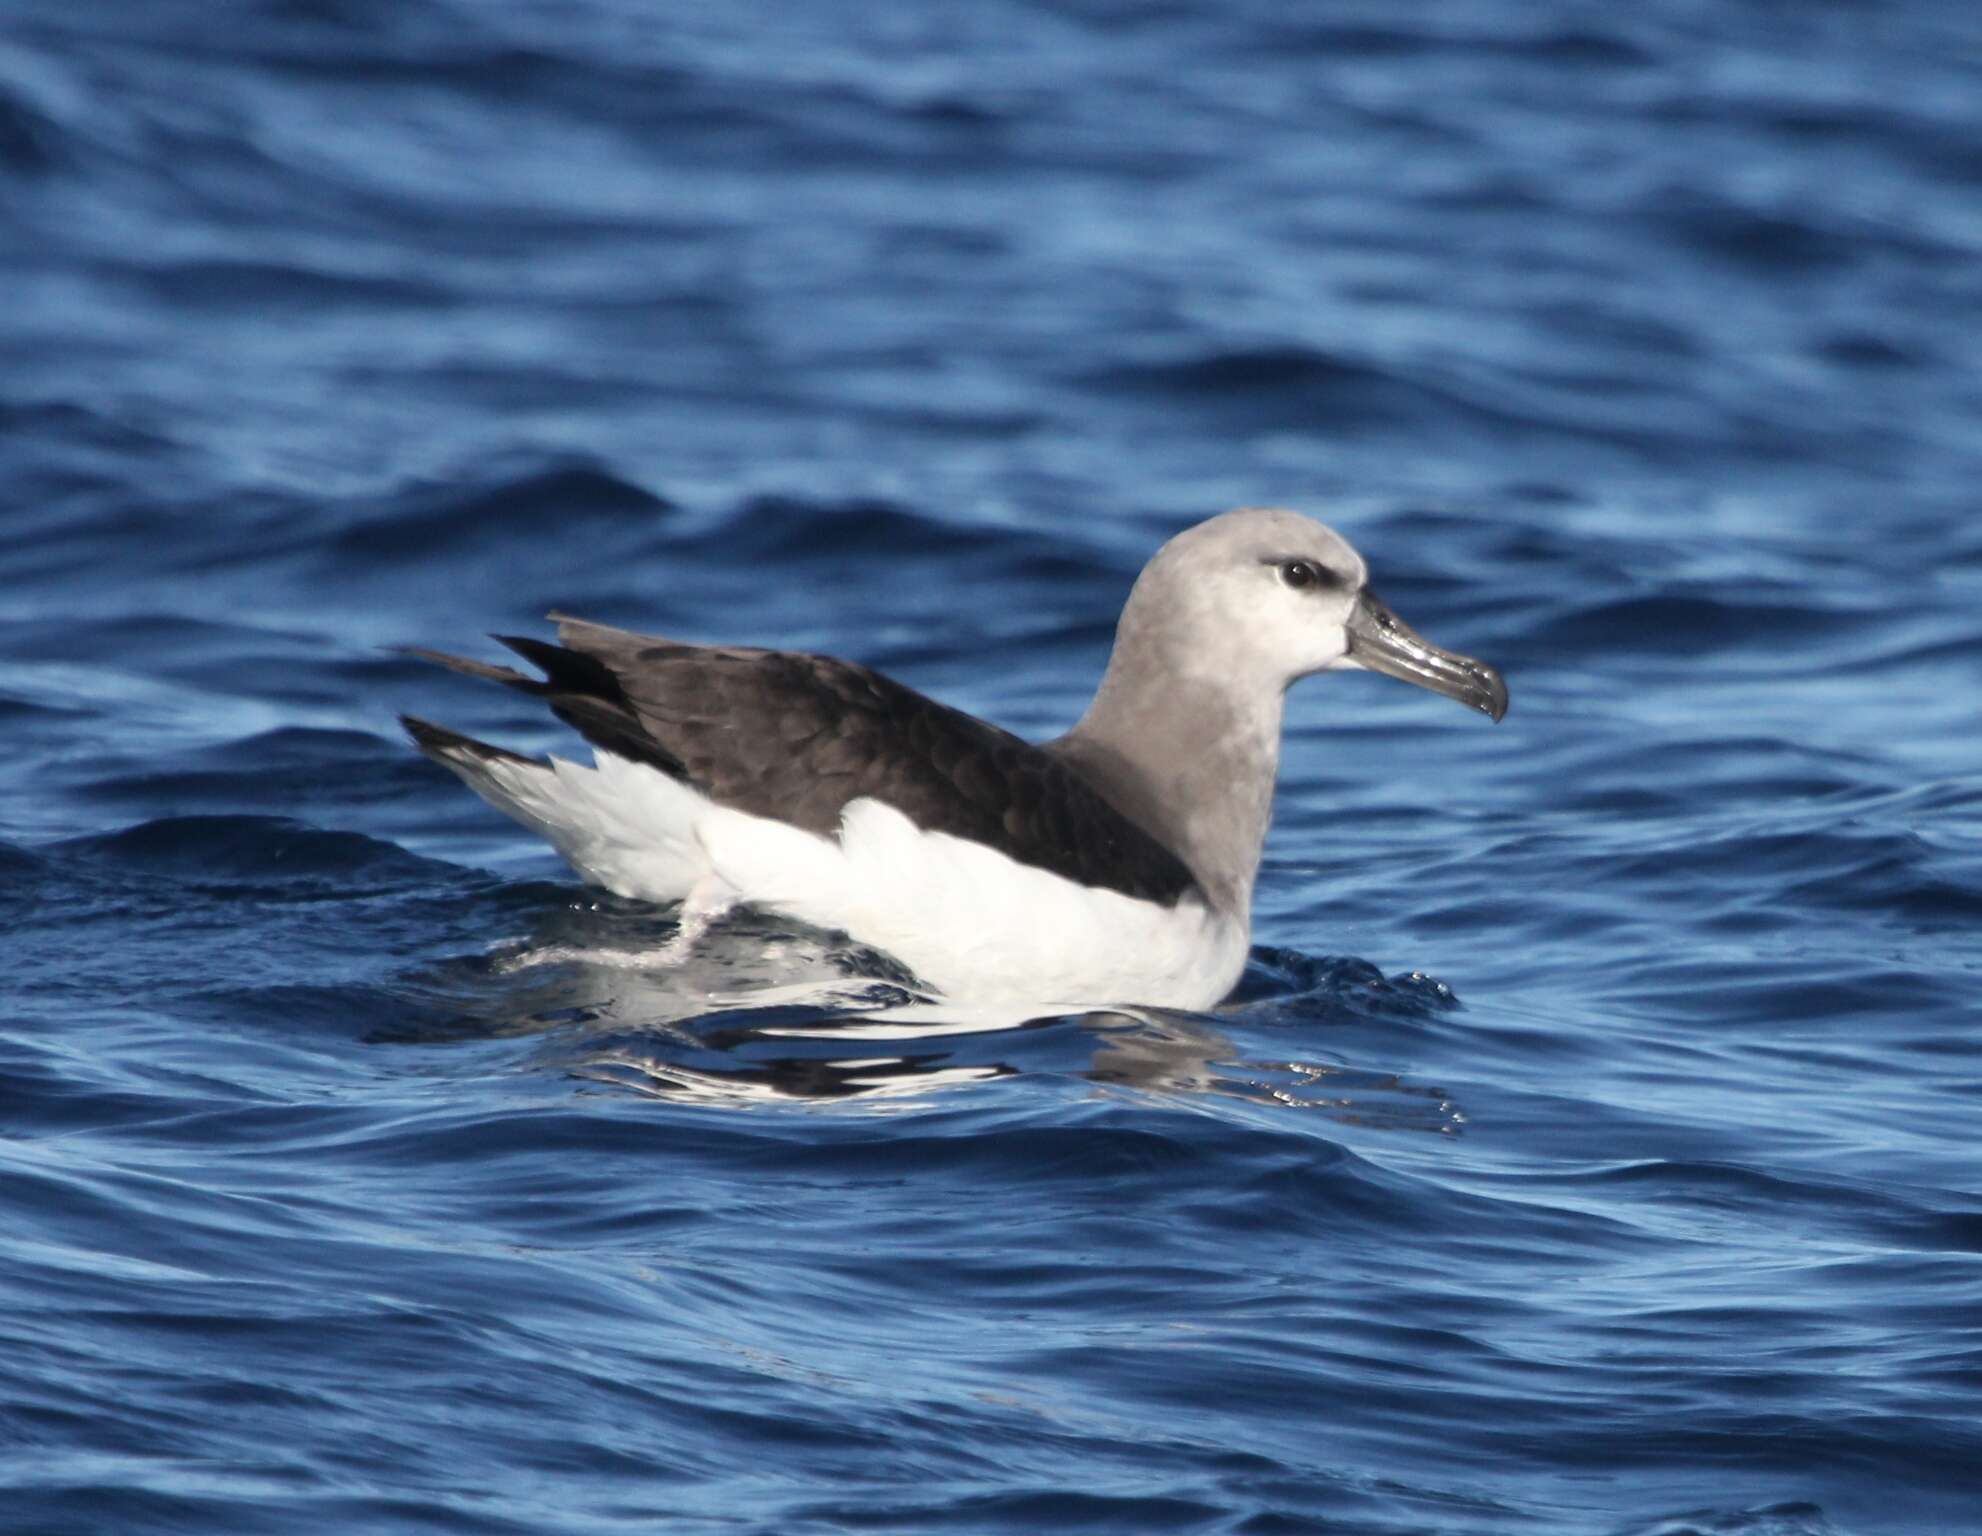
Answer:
[404,615,1199,906]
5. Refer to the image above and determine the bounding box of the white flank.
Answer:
[430,745,1249,1011]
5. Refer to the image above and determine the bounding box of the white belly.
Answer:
[720,795,1251,1011]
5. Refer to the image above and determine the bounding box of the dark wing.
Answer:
[406,615,1199,906]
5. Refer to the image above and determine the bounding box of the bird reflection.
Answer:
[381,897,1464,1132]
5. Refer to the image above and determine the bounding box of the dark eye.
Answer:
[1278,559,1322,591]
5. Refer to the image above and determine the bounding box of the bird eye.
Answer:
[1278,559,1321,591]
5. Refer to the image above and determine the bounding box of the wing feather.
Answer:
[430,616,1203,905]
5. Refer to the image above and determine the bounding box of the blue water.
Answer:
[5,2,1982,1532]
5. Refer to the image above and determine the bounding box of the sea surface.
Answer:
[4,3,1982,1533]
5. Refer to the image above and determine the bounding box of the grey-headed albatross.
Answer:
[401,508,1507,1009]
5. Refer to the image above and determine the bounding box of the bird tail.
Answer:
[399,714,709,903]
[399,715,578,850]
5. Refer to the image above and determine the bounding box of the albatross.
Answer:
[401,507,1507,1010]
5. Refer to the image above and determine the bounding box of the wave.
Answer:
[1076,341,1714,455]
[0,82,66,176]
[136,257,449,310]
[71,727,425,814]
[1234,949,1462,1020]
[1080,344,1434,431]
[1247,17,1656,68]
[1526,592,1864,656]
[328,456,674,563]
[55,814,456,883]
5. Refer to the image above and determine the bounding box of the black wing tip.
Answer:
[400,714,542,769]
[546,697,687,778]
[395,644,541,691]
[492,631,633,703]
[492,632,563,668]
[406,629,684,779]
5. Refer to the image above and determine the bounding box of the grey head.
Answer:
[1048,507,1507,916]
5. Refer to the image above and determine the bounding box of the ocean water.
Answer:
[4,2,1982,1532]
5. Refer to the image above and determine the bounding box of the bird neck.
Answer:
[1051,656,1285,916]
